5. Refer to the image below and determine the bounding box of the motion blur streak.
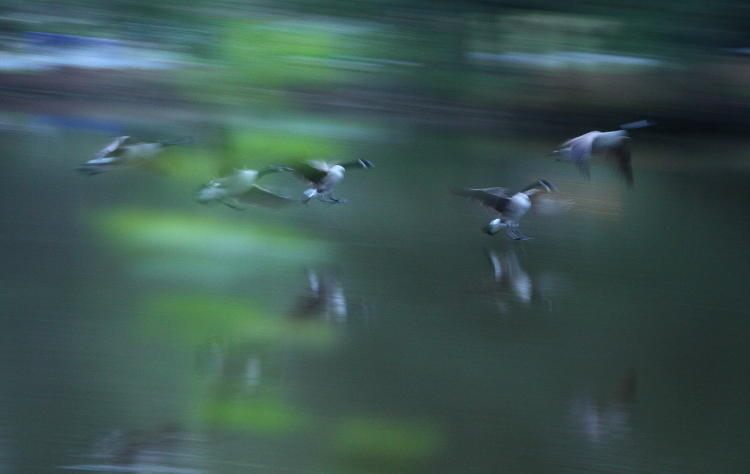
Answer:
[2,1,750,473]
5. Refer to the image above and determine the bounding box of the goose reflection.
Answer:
[569,369,637,444]
[486,247,533,307]
[291,269,348,323]
[484,248,567,313]
[196,342,266,395]
[64,423,204,473]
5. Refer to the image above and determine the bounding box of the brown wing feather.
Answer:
[456,187,512,213]
[610,143,633,186]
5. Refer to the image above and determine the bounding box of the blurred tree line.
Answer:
[2,0,750,127]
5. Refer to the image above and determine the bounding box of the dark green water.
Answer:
[1,111,749,473]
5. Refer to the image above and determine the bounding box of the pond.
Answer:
[1,107,749,473]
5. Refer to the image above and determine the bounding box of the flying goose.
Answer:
[552,120,655,186]
[284,159,374,203]
[77,136,192,175]
[454,179,557,240]
[196,166,291,209]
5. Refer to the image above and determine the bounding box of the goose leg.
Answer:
[302,188,318,204]
[221,198,245,210]
[484,218,506,235]
[320,193,345,204]
[511,223,532,240]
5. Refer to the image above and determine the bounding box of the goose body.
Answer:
[197,167,290,209]
[553,120,654,185]
[454,179,556,240]
[285,159,373,203]
[77,136,191,175]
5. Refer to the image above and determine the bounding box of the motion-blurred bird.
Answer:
[552,120,655,186]
[284,159,373,203]
[77,136,192,175]
[454,179,557,240]
[196,166,291,209]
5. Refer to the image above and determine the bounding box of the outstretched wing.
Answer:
[455,187,512,213]
[609,143,634,186]
[619,119,656,130]
[286,161,329,183]
[567,132,598,163]
[533,196,574,215]
[256,165,289,179]
[576,160,591,179]
[340,159,374,170]
[94,136,133,159]
[235,185,294,208]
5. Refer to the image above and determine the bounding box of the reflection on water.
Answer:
[570,369,637,445]
[291,269,348,323]
[4,1,750,473]
[484,247,568,313]
[3,108,750,472]
[63,424,205,473]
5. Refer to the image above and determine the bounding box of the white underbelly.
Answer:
[319,171,344,191]
[503,194,531,221]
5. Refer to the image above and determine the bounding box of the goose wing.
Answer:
[340,159,374,170]
[609,143,634,186]
[566,132,598,163]
[286,161,329,183]
[94,136,134,159]
[235,185,294,208]
[576,160,591,179]
[455,187,512,213]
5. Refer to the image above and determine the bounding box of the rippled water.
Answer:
[2,110,749,473]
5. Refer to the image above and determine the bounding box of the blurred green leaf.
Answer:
[96,208,329,261]
[332,415,442,468]
[141,292,337,348]
[200,396,310,435]
[226,129,343,165]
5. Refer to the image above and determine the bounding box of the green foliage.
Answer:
[332,415,442,469]
[223,20,336,84]
[184,18,359,105]
[225,129,343,165]
[146,147,221,184]
[200,396,310,435]
[96,208,328,260]
[142,292,337,348]
[93,208,331,283]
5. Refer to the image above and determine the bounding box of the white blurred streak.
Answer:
[244,357,262,390]
[0,32,186,72]
[534,196,574,216]
[468,51,664,69]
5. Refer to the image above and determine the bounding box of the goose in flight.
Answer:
[284,159,373,203]
[552,120,655,186]
[196,166,291,209]
[77,136,192,175]
[454,179,557,240]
